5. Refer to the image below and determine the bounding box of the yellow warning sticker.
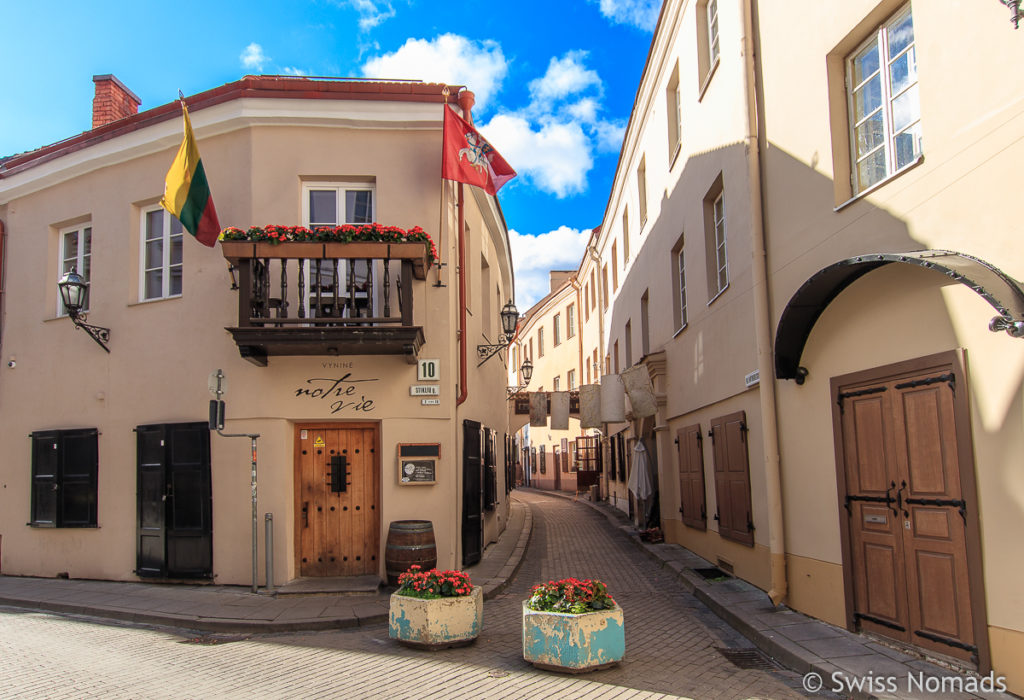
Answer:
[314,436,325,447]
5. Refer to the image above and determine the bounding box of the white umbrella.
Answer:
[627,442,653,501]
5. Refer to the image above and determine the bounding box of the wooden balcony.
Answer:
[222,241,429,366]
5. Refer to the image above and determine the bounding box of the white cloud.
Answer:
[528,51,602,104]
[510,227,591,309]
[281,66,309,76]
[361,34,507,113]
[566,98,600,125]
[591,0,661,31]
[480,114,593,198]
[594,120,627,153]
[343,0,396,30]
[240,43,269,71]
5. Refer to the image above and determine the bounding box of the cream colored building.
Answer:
[0,75,515,589]
[525,0,1024,690]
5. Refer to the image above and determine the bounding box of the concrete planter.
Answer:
[522,602,625,672]
[389,586,482,649]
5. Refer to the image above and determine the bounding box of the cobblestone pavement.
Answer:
[0,490,814,699]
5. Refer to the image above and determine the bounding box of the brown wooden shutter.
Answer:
[676,424,707,531]
[710,411,754,546]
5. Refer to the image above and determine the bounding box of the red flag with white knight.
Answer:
[442,105,516,195]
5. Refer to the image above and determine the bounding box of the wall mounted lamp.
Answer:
[476,300,519,365]
[999,0,1022,28]
[507,358,534,396]
[58,268,111,353]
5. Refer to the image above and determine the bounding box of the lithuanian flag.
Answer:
[160,101,220,247]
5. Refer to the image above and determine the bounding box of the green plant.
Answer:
[395,565,473,599]
[526,578,616,614]
[218,223,438,263]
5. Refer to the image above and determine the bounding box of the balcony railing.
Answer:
[222,241,428,366]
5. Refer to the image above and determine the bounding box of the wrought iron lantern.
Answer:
[58,268,110,352]
[477,300,520,365]
[507,358,534,396]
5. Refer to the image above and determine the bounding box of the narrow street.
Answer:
[0,490,810,699]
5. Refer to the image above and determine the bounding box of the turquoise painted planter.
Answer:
[522,601,625,672]
[389,586,482,649]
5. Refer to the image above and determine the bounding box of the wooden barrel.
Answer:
[385,520,437,585]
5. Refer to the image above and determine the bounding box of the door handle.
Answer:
[896,480,908,517]
[302,501,309,528]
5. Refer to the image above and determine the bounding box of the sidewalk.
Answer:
[0,494,532,635]
[531,487,1010,700]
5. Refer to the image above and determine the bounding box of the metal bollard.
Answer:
[264,513,274,594]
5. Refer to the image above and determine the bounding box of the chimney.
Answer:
[549,270,574,293]
[457,89,476,124]
[92,75,141,129]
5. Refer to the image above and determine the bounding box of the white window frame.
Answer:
[846,4,920,195]
[637,157,648,227]
[301,182,377,312]
[59,223,92,315]
[553,313,562,346]
[566,303,576,339]
[538,327,545,357]
[666,64,682,163]
[707,0,720,67]
[712,193,728,297]
[553,376,560,392]
[567,369,576,391]
[677,248,688,330]
[139,207,184,302]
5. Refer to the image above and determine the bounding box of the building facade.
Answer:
[0,75,515,588]
[516,0,1024,690]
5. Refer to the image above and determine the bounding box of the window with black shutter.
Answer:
[539,445,546,474]
[676,424,708,531]
[483,427,497,510]
[607,437,617,481]
[617,434,627,482]
[30,428,99,528]
[709,411,754,546]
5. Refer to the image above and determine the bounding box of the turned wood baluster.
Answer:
[298,259,306,319]
[279,259,289,319]
[365,258,374,318]
[332,259,341,318]
[315,259,323,318]
[347,259,356,317]
[383,258,392,317]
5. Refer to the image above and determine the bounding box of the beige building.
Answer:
[523,0,1024,691]
[0,75,515,589]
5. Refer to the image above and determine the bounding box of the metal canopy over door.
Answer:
[295,424,380,577]
[462,419,483,567]
[136,422,212,579]
[836,362,981,665]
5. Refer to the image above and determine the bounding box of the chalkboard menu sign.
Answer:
[397,443,441,485]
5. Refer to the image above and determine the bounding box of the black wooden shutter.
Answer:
[710,411,754,546]
[617,435,627,482]
[607,437,616,481]
[677,424,707,531]
[137,424,168,577]
[60,429,99,527]
[30,432,60,527]
[166,423,213,577]
[461,420,483,566]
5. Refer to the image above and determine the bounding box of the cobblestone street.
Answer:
[0,490,810,699]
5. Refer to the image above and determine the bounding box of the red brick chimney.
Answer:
[91,75,141,129]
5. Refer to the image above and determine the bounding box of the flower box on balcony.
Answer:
[254,242,323,259]
[220,241,254,262]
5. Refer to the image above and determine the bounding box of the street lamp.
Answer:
[507,358,534,396]
[477,300,520,365]
[58,268,111,353]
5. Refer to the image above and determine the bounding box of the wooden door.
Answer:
[462,420,483,566]
[838,368,977,663]
[295,424,379,577]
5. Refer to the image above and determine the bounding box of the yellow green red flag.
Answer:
[160,101,220,247]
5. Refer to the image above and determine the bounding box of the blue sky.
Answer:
[0,0,658,308]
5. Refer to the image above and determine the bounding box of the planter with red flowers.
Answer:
[219,224,437,279]
[522,578,624,672]
[388,565,482,649]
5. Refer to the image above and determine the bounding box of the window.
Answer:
[614,340,620,374]
[538,327,545,357]
[553,376,561,391]
[625,320,633,367]
[590,271,597,310]
[847,5,919,194]
[622,208,630,261]
[675,243,688,329]
[567,369,576,390]
[30,428,98,527]
[303,182,375,311]
[697,0,720,93]
[704,176,728,300]
[59,224,92,314]
[710,411,754,546]
[601,265,609,310]
[529,338,534,361]
[640,291,650,356]
[677,424,708,531]
[566,303,576,338]
[141,208,183,301]
[612,242,619,291]
[666,62,682,161]
[637,156,648,226]
[553,313,562,346]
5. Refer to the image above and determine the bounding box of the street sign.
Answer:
[410,385,440,396]
[208,369,228,397]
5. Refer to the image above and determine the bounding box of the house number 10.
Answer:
[417,359,440,382]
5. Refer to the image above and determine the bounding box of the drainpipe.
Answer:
[570,273,583,399]
[455,90,475,407]
[740,0,787,606]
